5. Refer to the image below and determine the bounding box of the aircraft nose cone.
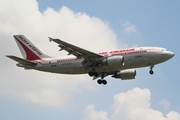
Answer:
[168,51,175,58]
[160,51,175,62]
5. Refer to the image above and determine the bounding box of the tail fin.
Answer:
[13,35,51,60]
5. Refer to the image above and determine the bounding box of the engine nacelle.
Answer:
[112,69,136,80]
[101,56,124,67]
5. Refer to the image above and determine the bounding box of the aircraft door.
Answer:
[50,60,58,67]
[145,48,155,65]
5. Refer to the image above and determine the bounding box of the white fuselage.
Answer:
[32,47,174,74]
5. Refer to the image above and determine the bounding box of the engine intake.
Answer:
[112,69,136,80]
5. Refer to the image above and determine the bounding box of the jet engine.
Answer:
[101,56,124,67]
[112,69,136,80]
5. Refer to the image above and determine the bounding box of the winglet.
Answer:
[48,37,54,42]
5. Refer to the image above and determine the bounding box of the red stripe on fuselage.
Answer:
[14,36,41,61]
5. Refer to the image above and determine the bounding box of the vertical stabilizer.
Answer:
[13,35,51,60]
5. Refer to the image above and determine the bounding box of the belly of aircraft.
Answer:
[34,54,158,75]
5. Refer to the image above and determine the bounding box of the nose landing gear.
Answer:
[149,70,154,74]
[149,65,154,75]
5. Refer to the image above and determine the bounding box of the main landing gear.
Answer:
[149,65,154,75]
[88,71,107,85]
[97,79,107,85]
[97,72,107,85]
[88,71,99,77]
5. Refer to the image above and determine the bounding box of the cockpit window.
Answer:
[162,48,167,51]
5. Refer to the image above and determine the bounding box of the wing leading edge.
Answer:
[49,37,104,62]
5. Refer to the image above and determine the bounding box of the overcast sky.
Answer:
[0,0,180,120]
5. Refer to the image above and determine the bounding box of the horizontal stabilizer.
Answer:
[6,55,37,67]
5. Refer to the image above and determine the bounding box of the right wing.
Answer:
[49,37,104,63]
[6,55,37,67]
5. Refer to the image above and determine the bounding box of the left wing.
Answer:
[49,37,104,62]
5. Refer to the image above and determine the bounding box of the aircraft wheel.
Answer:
[88,71,99,77]
[93,72,99,77]
[102,80,107,85]
[88,71,94,76]
[149,70,154,75]
[97,79,102,84]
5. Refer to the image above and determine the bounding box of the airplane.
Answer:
[6,35,175,85]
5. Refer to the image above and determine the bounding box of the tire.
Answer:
[88,71,94,76]
[149,70,154,74]
[102,80,107,85]
[93,72,99,77]
[97,79,102,84]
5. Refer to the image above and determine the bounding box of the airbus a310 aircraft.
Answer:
[7,35,174,85]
